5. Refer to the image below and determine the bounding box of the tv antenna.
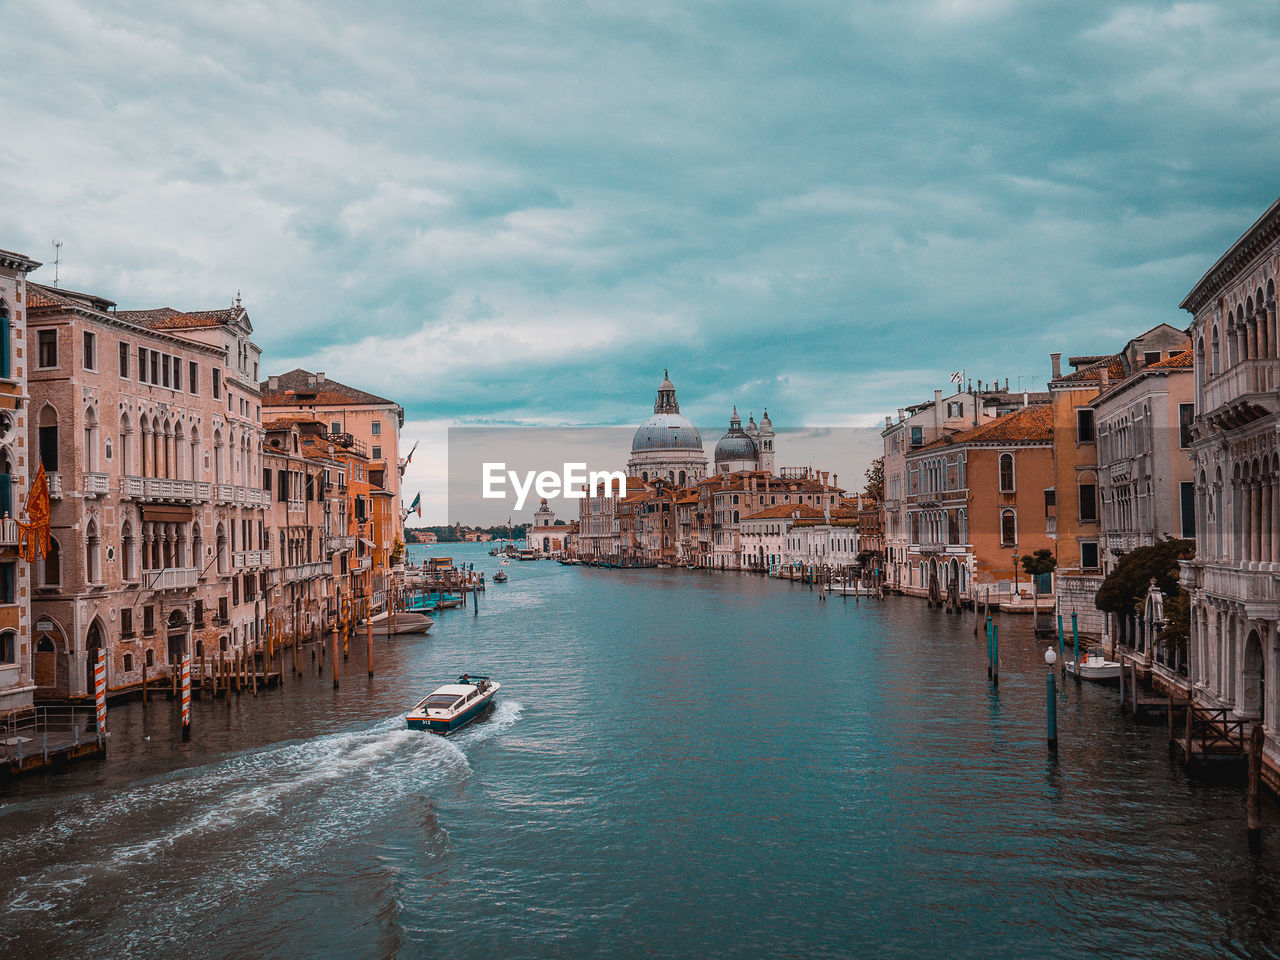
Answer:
[51,240,63,287]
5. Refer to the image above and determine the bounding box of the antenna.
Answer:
[51,240,63,287]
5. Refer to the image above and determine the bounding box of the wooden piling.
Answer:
[141,657,149,707]
[251,644,258,695]
[1183,699,1194,769]
[1248,724,1263,853]
[366,599,374,679]
[332,628,340,690]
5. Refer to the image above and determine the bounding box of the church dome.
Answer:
[714,406,758,464]
[632,413,704,453]
[745,414,759,437]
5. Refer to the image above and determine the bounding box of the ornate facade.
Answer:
[1180,197,1280,782]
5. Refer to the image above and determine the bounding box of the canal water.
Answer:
[2,542,1278,959]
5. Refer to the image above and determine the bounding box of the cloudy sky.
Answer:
[4,1,1279,521]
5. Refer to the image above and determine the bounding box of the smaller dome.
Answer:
[715,434,758,463]
[760,408,772,432]
[745,414,758,437]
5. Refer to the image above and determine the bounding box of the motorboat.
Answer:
[493,569,508,582]
[406,675,500,733]
[371,610,434,636]
[499,557,511,566]
[1065,647,1122,682]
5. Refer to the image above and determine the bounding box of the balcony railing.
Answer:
[283,560,329,583]
[1202,358,1278,417]
[84,472,110,496]
[327,535,355,553]
[147,567,200,590]
[232,549,270,569]
[213,484,270,508]
[120,476,213,503]
[355,556,372,571]
[1185,562,1279,606]
[0,517,17,546]
[46,472,62,499]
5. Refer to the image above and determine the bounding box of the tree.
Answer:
[864,456,884,501]
[1094,538,1195,653]
[1020,549,1056,593]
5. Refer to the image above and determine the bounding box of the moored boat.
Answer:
[1065,647,1122,682]
[406,675,500,733]
[371,610,433,636]
[493,569,508,582]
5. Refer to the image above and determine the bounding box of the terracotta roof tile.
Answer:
[742,504,825,521]
[918,404,1053,449]
[115,306,240,330]
[1053,355,1126,385]
[1147,351,1193,369]
[262,368,395,407]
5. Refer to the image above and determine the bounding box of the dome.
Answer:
[745,414,759,437]
[632,413,704,453]
[714,432,758,463]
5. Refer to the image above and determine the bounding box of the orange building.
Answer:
[904,404,1055,603]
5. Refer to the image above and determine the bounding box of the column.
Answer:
[1265,476,1276,564]
[1272,479,1280,565]
[1252,480,1263,563]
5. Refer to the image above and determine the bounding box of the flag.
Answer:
[950,371,963,384]
[17,463,51,562]
[410,492,421,517]
[404,440,419,465]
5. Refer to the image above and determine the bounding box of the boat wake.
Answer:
[0,714,502,958]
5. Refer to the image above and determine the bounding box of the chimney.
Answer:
[1099,368,1110,392]
[268,375,279,390]
[897,408,905,421]
[1022,391,1029,408]
[316,371,326,383]
[885,416,892,430]
[1051,353,1062,380]
[1004,378,1009,391]
[934,389,943,405]
[307,374,316,387]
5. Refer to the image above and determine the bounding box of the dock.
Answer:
[1,705,105,777]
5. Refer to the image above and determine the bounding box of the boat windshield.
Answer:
[426,694,461,710]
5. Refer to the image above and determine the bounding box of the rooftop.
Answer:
[262,368,397,409]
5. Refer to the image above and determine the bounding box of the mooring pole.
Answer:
[1248,724,1263,854]
[1047,670,1058,752]
[1071,612,1081,685]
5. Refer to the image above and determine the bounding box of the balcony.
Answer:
[148,567,200,590]
[213,484,270,508]
[327,535,355,553]
[232,549,269,569]
[282,560,330,584]
[1183,561,1280,614]
[1201,359,1280,429]
[46,472,62,499]
[0,517,17,546]
[120,476,212,503]
[287,498,306,514]
[84,472,110,497]
[355,556,372,572]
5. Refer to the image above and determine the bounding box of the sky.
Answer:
[4,1,1280,523]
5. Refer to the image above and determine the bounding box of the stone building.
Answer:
[739,504,822,571]
[1047,325,1189,634]
[627,372,707,485]
[712,407,775,475]
[528,498,568,556]
[263,417,340,644]
[0,248,39,717]
[26,284,268,697]
[1179,195,1280,783]
[262,370,404,612]
[882,385,1046,594]
[903,404,1056,604]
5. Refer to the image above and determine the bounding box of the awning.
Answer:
[141,504,194,523]
[359,538,376,550]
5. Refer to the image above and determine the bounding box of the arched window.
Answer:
[0,630,14,663]
[38,404,59,472]
[189,425,201,481]
[122,521,136,581]
[173,422,186,480]
[1211,325,1221,375]
[0,300,10,380]
[0,446,11,518]
[119,411,133,476]
[85,520,102,584]
[999,453,1015,493]
[1000,509,1017,547]
[44,537,61,586]
[83,406,99,473]
[192,522,204,572]
[216,523,228,575]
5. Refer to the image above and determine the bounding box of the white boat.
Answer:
[499,557,510,566]
[493,570,508,583]
[406,675,500,733]
[370,610,433,636]
[1065,647,1122,682]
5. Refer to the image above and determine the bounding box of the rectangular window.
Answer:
[1080,541,1100,570]
[910,426,923,446]
[189,361,198,394]
[1043,488,1056,514]
[330,421,341,434]
[172,356,181,388]
[232,577,239,606]
[1180,481,1196,539]
[138,347,148,383]
[161,353,170,388]
[150,350,159,384]
[213,369,221,399]
[83,331,96,371]
[38,330,57,368]
[372,445,381,460]
[1076,408,1095,443]
[1144,351,1162,366]
[143,605,155,635]
[121,609,133,638]
[218,597,229,623]
[0,561,14,604]
[194,600,205,627]
[371,421,382,436]
[1079,483,1098,523]
[119,341,129,377]
[1179,403,1195,449]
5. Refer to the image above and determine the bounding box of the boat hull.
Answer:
[407,692,496,733]
[1066,660,1122,682]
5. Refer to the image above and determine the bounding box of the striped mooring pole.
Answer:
[181,654,192,741]
[94,649,107,740]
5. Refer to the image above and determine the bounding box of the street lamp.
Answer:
[1012,553,1020,597]
[1044,646,1058,752]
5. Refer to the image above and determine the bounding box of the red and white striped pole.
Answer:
[181,654,192,741]
[94,649,107,741]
